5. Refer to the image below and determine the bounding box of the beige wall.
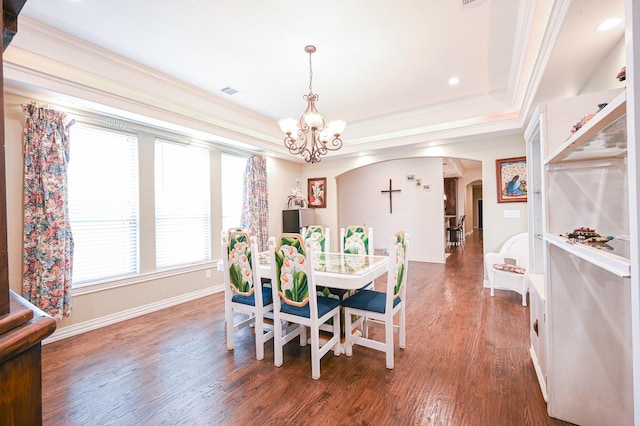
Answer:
[337,157,445,263]
[297,133,528,255]
[580,37,625,96]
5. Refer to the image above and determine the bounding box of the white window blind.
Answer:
[68,123,140,285]
[155,139,211,268]
[221,153,248,233]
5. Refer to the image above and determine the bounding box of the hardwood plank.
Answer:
[41,230,571,425]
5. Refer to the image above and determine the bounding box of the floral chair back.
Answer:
[342,226,372,255]
[226,227,245,240]
[225,230,256,296]
[273,233,310,307]
[303,226,328,254]
[392,231,408,299]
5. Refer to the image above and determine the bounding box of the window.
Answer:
[221,153,248,233]
[155,139,211,268]
[68,124,139,285]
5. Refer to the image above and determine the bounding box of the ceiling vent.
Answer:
[221,86,238,95]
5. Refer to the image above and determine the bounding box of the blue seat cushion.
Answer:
[280,295,341,318]
[232,286,273,306]
[342,290,400,314]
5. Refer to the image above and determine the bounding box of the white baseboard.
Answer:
[530,345,548,402]
[44,284,225,344]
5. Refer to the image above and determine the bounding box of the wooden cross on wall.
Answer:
[380,179,401,214]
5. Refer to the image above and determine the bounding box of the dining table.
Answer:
[217,251,390,290]
[256,251,389,291]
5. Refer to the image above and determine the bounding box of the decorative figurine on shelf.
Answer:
[617,66,626,82]
[563,227,614,244]
[287,178,307,208]
[570,121,583,135]
[569,112,596,135]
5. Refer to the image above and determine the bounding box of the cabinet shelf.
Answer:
[544,233,630,278]
[528,87,634,425]
[546,90,626,164]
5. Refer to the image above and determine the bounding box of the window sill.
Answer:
[72,261,221,296]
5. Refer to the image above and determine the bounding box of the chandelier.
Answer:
[278,45,346,164]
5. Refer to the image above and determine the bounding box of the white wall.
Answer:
[266,156,304,239]
[458,166,483,234]
[299,133,527,255]
[337,158,445,263]
[580,37,626,95]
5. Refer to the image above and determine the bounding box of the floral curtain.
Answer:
[241,155,269,251]
[22,103,75,320]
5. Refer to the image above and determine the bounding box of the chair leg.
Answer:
[310,327,321,380]
[300,325,308,346]
[225,303,234,351]
[363,315,369,339]
[333,311,341,356]
[385,319,394,369]
[274,318,284,367]
[399,305,406,349]
[255,312,264,360]
[345,310,353,356]
[490,271,495,297]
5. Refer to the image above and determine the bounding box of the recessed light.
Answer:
[596,17,621,32]
[448,76,460,86]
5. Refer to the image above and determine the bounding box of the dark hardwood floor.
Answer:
[41,230,571,425]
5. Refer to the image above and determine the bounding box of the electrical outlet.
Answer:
[205,269,212,279]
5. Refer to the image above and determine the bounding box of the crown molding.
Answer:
[5,14,555,160]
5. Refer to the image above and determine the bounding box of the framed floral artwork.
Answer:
[308,177,327,208]
[496,156,527,203]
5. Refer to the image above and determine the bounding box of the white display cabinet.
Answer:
[526,88,633,425]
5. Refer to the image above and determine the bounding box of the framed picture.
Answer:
[308,177,327,208]
[496,156,527,203]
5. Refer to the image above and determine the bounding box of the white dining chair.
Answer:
[340,225,375,290]
[221,229,274,360]
[269,233,342,380]
[302,225,337,299]
[340,225,373,256]
[301,225,330,255]
[343,231,409,369]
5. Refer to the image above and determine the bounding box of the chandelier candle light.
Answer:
[278,45,346,164]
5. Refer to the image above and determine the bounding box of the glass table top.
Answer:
[259,252,388,276]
